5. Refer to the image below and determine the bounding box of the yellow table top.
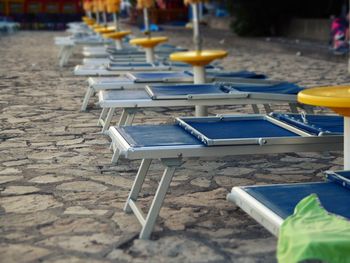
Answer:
[82,17,95,25]
[90,24,104,29]
[85,20,95,26]
[103,30,131,40]
[94,27,116,34]
[130,37,168,48]
[170,50,228,66]
[298,86,350,116]
[82,16,94,22]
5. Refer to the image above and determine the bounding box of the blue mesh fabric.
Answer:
[230,82,303,94]
[244,183,350,219]
[116,125,202,147]
[131,72,191,80]
[101,90,149,100]
[109,50,144,55]
[109,62,153,67]
[148,84,223,97]
[183,119,299,139]
[326,171,350,190]
[204,70,267,79]
[272,113,344,135]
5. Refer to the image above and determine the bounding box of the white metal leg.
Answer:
[193,66,207,116]
[145,48,155,63]
[98,108,109,125]
[118,109,128,126]
[289,103,299,113]
[111,148,120,164]
[116,39,123,50]
[263,104,272,113]
[139,165,177,239]
[124,111,136,126]
[81,86,94,111]
[102,108,116,133]
[252,104,260,114]
[58,46,64,59]
[344,117,350,169]
[122,158,182,239]
[117,108,137,127]
[59,47,67,67]
[124,159,152,213]
[60,46,74,67]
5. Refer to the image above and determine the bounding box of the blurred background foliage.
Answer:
[223,0,347,36]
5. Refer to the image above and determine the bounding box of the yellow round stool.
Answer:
[103,30,131,49]
[103,30,131,40]
[129,37,168,63]
[82,16,95,25]
[298,86,350,169]
[85,20,96,26]
[94,26,116,34]
[170,50,228,116]
[90,24,104,29]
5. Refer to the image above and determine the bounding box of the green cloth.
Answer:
[277,194,350,263]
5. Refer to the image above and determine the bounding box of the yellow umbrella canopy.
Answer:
[106,0,121,13]
[137,0,154,9]
[97,0,106,12]
[92,0,99,13]
[184,0,207,4]
[83,0,93,12]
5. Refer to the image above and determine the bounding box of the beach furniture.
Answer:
[106,113,343,239]
[81,70,268,111]
[97,82,309,133]
[227,85,350,261]
[227,170,350,236]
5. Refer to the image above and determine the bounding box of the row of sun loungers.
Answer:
[0,20,19,35]
[57,12,349,261]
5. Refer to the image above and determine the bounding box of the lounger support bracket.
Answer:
[123,158,183,239]
[81,85,95,111]
[100,108,138,133]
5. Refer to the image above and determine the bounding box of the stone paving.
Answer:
[0,29,349,263]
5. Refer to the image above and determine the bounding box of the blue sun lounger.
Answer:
[82,52,168,65]
[97,82,312,132]
[227,170,350,236]
[82,44,186,58]
[107,113,343,239]
[74,61,220,76]
[82,45,187,65]
[81,70,268,111]
[83,56,150,65]
[55,35,114,67]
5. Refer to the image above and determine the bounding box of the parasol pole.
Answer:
[191,2,206,116]
[102,12,107,26]
[136,0,155,62]
[94,0,100,24]
[131,1,168,64]
[102,0,108,26]
[143,7,151,39]
[112,0,123,49]
[348,0,350,73]
[113,12,120,32]
[192,3,202,51]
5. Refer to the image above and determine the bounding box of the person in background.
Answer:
[330,12,349,54]
[120,0,131,17]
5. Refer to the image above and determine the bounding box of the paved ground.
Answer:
[0,29,348,263]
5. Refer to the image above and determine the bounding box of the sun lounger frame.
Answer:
[97,89,306,133]
[106,114,343,239]
[81,74,282,112]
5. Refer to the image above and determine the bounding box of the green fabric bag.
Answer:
[277,194,350,263]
